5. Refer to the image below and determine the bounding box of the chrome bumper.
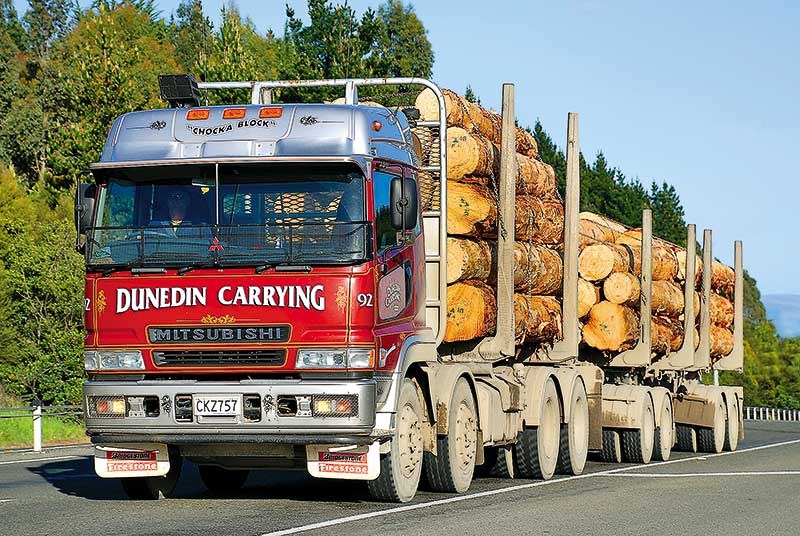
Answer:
[83,379,378,440]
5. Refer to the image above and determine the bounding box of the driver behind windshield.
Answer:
[149,187,210,236]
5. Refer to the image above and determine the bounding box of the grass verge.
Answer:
[0,414,87,449]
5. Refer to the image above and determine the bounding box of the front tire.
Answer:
[425,378,478,493]
[120,448,182,500]
[367,378,424,503]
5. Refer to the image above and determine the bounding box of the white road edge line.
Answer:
[259,438,800,536]
[602,471,800,477]
[0,455,85,466]
[0,499,14,504]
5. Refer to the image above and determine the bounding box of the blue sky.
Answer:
[15,1,800,294]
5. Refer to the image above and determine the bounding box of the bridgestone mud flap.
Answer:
[94,443,170,478]
[621,395,655,464]
[556,380,589,475]
[698,395,727,453]
[425,378,478,493]
[118,446,182,500]
[724,398,740,451]
[367,378,424,503]
[653,399,674,462]
[514,377,561,479]
[306,443,379,481]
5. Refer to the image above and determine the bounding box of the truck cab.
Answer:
[78,77,439,500]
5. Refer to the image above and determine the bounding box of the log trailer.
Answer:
[76,76,744,501]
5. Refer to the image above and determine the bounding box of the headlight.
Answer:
[85,350,145,370]
[295,348,373,369]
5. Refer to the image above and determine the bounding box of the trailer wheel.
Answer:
[556,380,589,475]
[698,395,726,453]
[199,466,249,494]
[653,398,674,461]
[675,424,697,452]
[600,429,622,463]
[621,395,655,464]
[120,447,182,500]
[424,378,477,493]
[514,377,560,480]
[367,378,424,503]
[724,398,740,451]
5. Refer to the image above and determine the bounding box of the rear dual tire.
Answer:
[514,378,561,480]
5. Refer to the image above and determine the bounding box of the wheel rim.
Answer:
[542,397,559,461]
[642,401,655,457]
[729,401,739,448]
[398,402,423,479]
[570,392,589,462]
[715,400,726,450]
[660,403,673,458]
[455,401,477,472]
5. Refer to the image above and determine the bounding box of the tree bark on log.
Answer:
[676,249,703,287]
[582,301,640,352]
[444,281,497,343]
[578,278,600,318]
[652,280,684,317]
[515,197,564,244]
[710,325,734,357]
[603,272,640,307]
[710,292,734,328]
[651,316,674,354]
[514,295,562,343]
[711,261,735,296]
[446,181,497,236]
[616,230,679,281]
[446,237,492,284]
[579,212,627,241]
[416,87,539,157]
[579,243,631,281]
[446,238,563,294]
[510,243,563,294]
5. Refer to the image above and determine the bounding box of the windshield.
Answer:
[86,163,369,270]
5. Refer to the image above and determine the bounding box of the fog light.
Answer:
[89,396,126,418]
[312,395,358,417]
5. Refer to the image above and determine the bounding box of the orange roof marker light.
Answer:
[186,109,210,121]
[259,107,283,119]
[222,108,247,120]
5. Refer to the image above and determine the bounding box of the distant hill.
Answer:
[763,294,800,338]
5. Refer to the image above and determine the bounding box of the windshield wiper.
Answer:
[178,261,219,276]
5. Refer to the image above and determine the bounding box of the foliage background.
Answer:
[0,0,795,408]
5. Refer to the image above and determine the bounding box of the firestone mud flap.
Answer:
[306,442,380,480]
[94,443,171,478]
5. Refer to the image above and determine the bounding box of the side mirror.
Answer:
[390,177,418,231]
[75,182,97,236]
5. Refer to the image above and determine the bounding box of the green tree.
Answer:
[649,181,686,245]
[170,0,214,79]
[367,0,433,78]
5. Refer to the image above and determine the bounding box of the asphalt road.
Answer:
[1,421,799,536]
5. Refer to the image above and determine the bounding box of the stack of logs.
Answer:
[415,88,564,344]
[578,212,736,357]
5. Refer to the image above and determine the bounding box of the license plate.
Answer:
[194,395,240,416]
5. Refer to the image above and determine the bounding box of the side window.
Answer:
[373,171,400,252]
[99,181,136,227]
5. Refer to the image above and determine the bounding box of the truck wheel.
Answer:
[675,424,697,452]
[653,398,674,461]
[698,395,726,453]
[424,378,477,493]
[556,380,589,475]
[120,447,182,500]
[621,395,655,464]
[514,377,560,480]
[601,429,622,463]
[199,466,249,494]
[367,378,424,503]
[479,446,514,478]
[724,398,740,451]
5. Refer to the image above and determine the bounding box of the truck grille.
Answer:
[152,349,286,367]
